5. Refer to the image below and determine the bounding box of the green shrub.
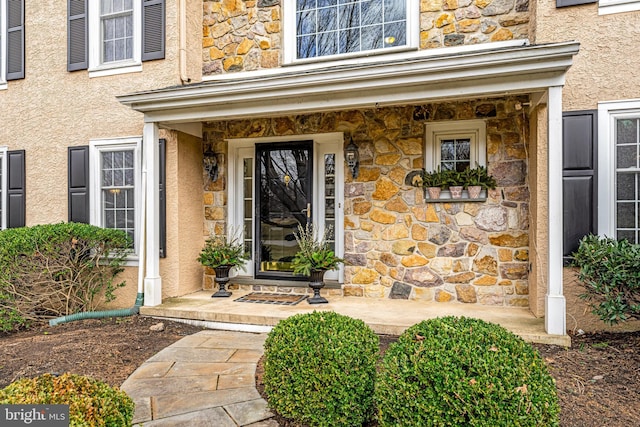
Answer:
[375,316,559,427]
[263,311,379,427]
[0,223,130,332]
[0,373,134,426]
[572,234,640,324]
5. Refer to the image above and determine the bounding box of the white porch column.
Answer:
[545,85,566,335]
[143,122,162,306]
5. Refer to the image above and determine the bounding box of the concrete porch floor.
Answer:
[141,290,571,346]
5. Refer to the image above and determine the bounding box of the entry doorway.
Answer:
[255,141,313,279]
[227,133,344,283]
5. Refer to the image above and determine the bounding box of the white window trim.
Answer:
[89,137,142,264]
[597,99,640,238]
[283,0,420,65]
[599,0,640,15]
[88,0,142,78]
[0,0,7,90]
[424,120,487,172]
[227,132,345,283]
[0,146,7,229]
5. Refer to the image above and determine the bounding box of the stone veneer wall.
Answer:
[203,97,531,307]
[202,0,530,75]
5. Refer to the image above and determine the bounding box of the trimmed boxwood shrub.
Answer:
[0,223,130,332]
[263,311,379,427]
[0,373,134,426]
[375,316,559,427]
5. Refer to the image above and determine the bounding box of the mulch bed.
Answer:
[1,317,639,426]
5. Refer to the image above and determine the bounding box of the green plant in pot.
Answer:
[463,165,497,199]
[442,168,464,199]
[198,228,249,298]
[421,168,448,200]
[291,223,343,304]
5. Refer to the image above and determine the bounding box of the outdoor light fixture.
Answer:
[203,149,219,182]
[345,136,360,179]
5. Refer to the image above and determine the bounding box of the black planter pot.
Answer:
[308,269,328,304]
[212,265,233,298]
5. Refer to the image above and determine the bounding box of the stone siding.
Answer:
[203,97,531,307]
[202,0,530,75]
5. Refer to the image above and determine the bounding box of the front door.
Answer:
[255,141,313,279]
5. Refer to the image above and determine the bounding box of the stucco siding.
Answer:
[533,1,640,110]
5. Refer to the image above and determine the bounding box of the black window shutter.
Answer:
[159,138,166,258]
[68,0,88,71]
[142,0,165,62]
[563,110,597,261]
[68,146,90,223]
[7,150,25,228]
[557,0,597,7]
[7,0,25,80]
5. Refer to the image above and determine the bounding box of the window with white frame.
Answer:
[284,0,418,63]
[599,0,640,15]
[424,120,487,172]
[598,100,640,244]
[0,0,6,88]
[90,138,141,253]
[88,0,141,73]
[0,147,6,229]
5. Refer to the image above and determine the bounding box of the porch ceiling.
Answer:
[118,41,580,126]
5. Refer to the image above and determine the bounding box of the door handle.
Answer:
[301,203,311,218]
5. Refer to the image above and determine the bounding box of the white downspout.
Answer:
[178,0,190,84]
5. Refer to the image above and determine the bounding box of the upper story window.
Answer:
[100,0,134,63]
[68,0,165,77]
[88,0,141,75]
[1,0,25,88]
[424,120,487,172]
[284,0,418,64]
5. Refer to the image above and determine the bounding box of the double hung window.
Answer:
[90,138,141,252]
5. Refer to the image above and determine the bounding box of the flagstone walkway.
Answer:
[121,330,277,426]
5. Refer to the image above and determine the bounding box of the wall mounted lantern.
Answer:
[203,148,219,182]
[345,136,359,179]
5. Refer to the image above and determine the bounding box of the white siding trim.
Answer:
[599,0,640,15]
[545,86,566,336]
[0,0,6,87]
[0,146,7,229]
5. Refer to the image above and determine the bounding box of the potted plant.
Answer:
[463,165,497,199]
[442,168,464,199]
[291,223,343,304]
[421,168,448,200]
[197,229,249,298]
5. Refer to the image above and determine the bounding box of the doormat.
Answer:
[234,292,308,306]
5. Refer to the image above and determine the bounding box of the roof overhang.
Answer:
[118,41,580,125]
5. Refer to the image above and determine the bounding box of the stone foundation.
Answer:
[203,97,530,307]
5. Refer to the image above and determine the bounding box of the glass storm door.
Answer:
[255,142,313,279]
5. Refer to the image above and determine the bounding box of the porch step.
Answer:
[140,290,571,347]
